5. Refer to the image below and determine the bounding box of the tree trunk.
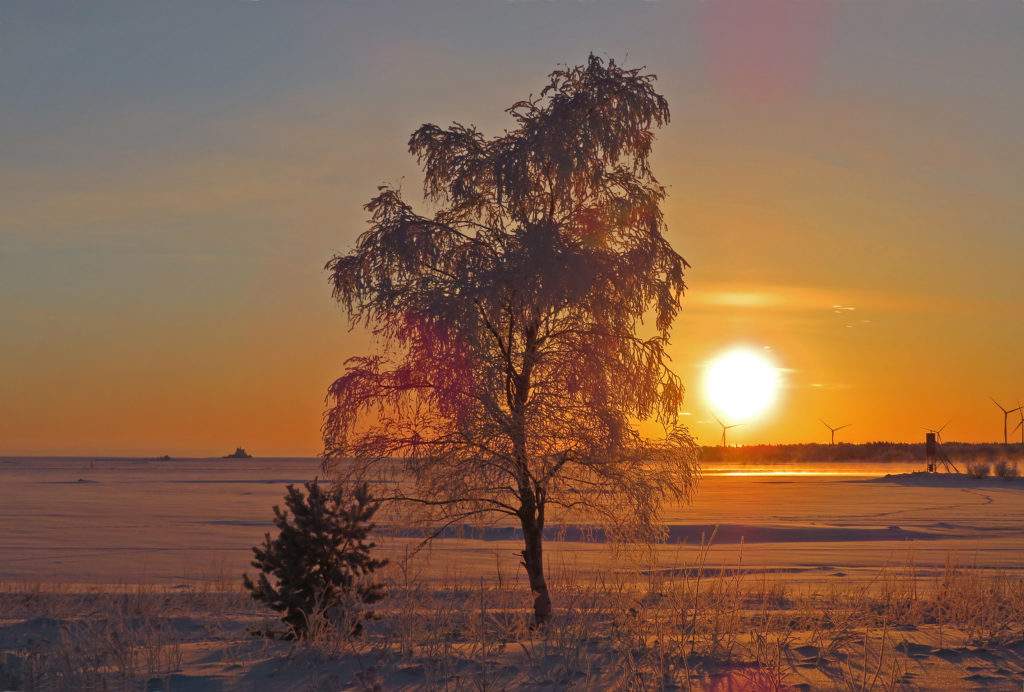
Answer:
[520,514,551,626]
[511,324,550,625]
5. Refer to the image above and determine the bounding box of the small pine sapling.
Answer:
[243,480,388,638]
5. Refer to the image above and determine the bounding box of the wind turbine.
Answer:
[820,419,851,446]
[1012,400,1024,446]
[922,419,952,444]
[714,415,742,447]
[989,397,1022,445]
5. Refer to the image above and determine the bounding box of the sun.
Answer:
[705,348,780,421]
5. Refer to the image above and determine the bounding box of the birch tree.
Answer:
[324,55,698,625]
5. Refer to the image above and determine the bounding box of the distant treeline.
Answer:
[700,442,1024,464]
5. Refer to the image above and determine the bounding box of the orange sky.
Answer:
[2,1,1023,455]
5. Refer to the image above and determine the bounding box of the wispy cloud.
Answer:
[685,282,979,316]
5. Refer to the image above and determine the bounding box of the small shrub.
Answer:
[966,462,991,479]
[243,481,387,639]
[993,459,1018,480]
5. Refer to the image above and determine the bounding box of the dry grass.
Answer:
[0,573,263,691]
[3,549,1024,690]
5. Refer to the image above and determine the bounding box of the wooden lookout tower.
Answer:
[925,432,959,473]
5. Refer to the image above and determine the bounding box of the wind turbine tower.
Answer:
[820,419,851,446]
[714,415,742,447]
[989,397,1022,445]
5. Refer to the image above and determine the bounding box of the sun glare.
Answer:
[706,348,780,421]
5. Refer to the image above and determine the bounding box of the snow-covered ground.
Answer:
[3,456,1024,689]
